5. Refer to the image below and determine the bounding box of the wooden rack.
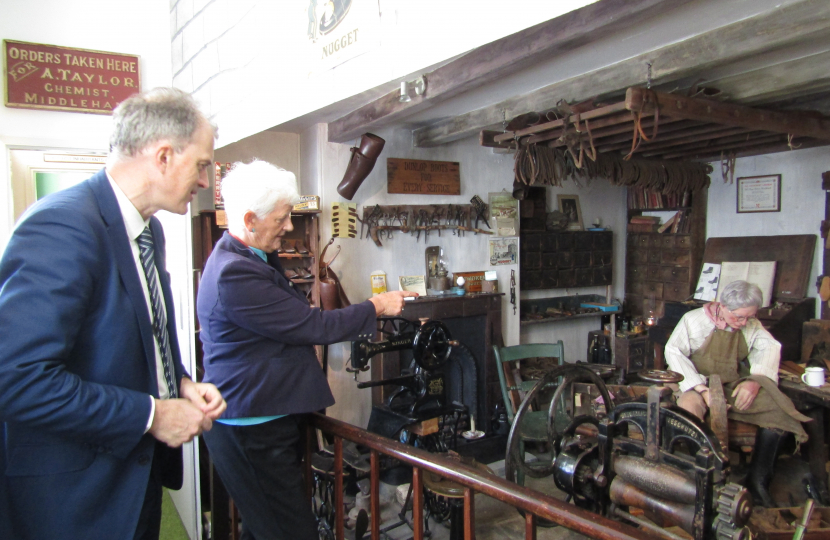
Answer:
[360,204,493,247]
[482,87,830,162]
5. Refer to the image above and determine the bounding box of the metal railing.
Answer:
[306,413,659,540]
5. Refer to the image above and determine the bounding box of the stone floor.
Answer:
[339,451,818,540]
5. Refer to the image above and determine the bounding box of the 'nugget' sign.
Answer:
[4,40,140,114]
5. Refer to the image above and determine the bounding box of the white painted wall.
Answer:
[706,147,829,315]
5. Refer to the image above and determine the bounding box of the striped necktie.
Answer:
[137,226,178,398]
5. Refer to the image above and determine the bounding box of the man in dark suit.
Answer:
[0,88,226,540]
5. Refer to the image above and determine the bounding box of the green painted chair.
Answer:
[493,342,565,487]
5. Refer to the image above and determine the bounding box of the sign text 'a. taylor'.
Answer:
[4,40,140,114]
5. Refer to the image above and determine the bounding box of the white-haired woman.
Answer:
[665,279,808,507]
[197,160,415,540]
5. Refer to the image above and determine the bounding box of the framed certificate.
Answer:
[737,174,781,213]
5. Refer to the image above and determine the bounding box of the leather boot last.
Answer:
[746,427,785,507]
[336,133,385,200]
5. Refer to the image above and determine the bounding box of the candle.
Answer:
[470,417,476,433]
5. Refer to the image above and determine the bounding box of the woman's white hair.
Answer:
[220,160,300,233]
[720,280,764,310]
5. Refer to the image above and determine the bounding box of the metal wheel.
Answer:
[505,364,614,484]
[412,321,453,370]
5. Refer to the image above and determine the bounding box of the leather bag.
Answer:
[319,240,350,311]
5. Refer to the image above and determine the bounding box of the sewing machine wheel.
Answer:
[637,369,684,384]
[377,316,419,337]
[412,321,453,370]
[505,365,614,484]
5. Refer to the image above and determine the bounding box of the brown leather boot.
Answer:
[336,133,385,200]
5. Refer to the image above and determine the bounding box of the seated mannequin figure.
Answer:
[665,280,809,507]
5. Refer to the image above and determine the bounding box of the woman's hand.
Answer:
[731,379,761,411]
[368,291,419,316]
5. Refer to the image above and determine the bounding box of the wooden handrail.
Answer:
[307,413,660,540]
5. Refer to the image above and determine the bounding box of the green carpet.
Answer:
[160,489,190,540]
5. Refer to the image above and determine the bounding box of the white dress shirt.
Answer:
[665,308,781,392]
[107,172,172,430]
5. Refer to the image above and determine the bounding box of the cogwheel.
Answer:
[714,483,753,540]
[715,519,749,540]
[716,483,752,527]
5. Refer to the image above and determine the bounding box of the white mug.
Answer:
[802,367,826,387]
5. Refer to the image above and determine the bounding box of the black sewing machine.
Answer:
[349,318,476,451]
[506,366,753,540]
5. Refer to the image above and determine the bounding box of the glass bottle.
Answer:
[588,335,598,364]
[600,339,612,364]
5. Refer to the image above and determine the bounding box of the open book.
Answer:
[715,261,776,307]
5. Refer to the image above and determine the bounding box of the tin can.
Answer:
[370,270,387,295]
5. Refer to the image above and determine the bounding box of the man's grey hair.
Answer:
[720,280,764,310]
[221,160,300,234]
[109,87,216,157]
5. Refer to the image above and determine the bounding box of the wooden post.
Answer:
[412,467,424,539]
[371,450,380,540]
[334,437,344,540]
[525,512,537,540]
[464,487,475,540]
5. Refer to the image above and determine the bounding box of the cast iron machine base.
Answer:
[506,365,753,540]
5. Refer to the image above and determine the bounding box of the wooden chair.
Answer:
[493,342,565,485]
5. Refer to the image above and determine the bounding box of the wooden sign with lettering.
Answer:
[3,40,140,114]
[387,158,460,195]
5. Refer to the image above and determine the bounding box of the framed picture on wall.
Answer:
[557,194,583,231]
[737,174,781,213]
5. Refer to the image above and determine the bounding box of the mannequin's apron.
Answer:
[689,326,809,442]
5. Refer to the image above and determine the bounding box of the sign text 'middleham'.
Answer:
[4,40,140,114]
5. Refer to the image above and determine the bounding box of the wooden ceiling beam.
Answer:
[326,0,696,143]
[627,87,830,140]
[423,0,830,148]
[705,49,830,105]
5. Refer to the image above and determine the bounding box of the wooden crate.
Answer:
[750,506,830,539]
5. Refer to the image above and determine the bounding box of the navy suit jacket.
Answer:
[198,232,376,418]
[0,169,187,539]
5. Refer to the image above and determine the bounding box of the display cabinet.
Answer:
[624,187,707,318]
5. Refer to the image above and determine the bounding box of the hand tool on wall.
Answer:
[510,269,516,315]
[471,195,490,230]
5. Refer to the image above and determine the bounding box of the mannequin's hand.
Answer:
[731,380,761,411]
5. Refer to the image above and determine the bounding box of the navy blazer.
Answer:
[198,233,376,418]
[0,169,186,540]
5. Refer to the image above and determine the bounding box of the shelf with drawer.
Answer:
[520,230,614,291]
[624,187,707,318]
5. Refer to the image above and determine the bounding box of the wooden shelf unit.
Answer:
[624,187,707,318]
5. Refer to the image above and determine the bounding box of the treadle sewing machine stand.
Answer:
[342,318,473,538]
